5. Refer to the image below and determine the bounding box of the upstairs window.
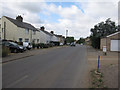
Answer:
[25,29,29,34]
[37,39,39,43]
[33,31,36,35]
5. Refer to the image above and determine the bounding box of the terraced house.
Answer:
[0,15,40,44]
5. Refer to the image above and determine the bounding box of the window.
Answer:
[19,38,22,42]
[32,39,36,43]
[33,31,36,35]
[25,29,29,34]
[37,39,39,43]
[25,38,29,42]
[2,28,4,33]
[0,32,1,40]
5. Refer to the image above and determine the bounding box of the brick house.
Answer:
[100,31,120,51]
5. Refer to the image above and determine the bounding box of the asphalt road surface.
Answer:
[3,45,88,88]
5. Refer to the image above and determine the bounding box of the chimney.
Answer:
[40,26,45,31]
[16,15,23,22]
[50,31,54,34]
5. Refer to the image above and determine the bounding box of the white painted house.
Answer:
[0,16,40,44]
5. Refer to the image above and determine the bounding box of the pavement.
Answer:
[2,44,88,88]
[87,45,118,69]
[87,45,118,88]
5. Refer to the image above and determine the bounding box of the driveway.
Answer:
[2,45,88,88]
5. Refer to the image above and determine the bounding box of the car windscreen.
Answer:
[9,42,18,46]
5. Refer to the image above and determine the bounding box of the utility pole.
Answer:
[66,30,68,38]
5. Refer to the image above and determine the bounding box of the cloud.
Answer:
[0,1,118,39]
[41,2,118,39]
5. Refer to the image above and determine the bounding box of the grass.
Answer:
[90,69,107,88]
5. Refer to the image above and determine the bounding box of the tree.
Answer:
[90,18,117,49]
[66,37,74,43]
[77,37,85,44]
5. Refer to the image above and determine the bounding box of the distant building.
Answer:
[54,35,65,45]
[39,27,53,44]
[85,37,91,45]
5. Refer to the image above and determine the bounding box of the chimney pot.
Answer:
[16,15,23,22]
[51,31,54,34]
[40,26,45,31]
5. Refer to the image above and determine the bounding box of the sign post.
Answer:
[97,55,100,73]
[103,46,107,55]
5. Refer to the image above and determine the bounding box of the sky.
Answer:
[0,0,119,40]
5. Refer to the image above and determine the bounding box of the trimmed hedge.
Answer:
[2,46,10,57]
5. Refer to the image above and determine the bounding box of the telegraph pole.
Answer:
[66,30,68,38]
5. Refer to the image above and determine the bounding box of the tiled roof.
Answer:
[4,16,38,31]
[39,29,53,36]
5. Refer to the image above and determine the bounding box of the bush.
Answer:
[43,44,49,48]
[2,46,10,57]
[36,43,40,49]
[39,43,45,48]
[32,43,36,49]
[48,43,54,47]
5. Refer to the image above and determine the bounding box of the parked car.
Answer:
[2,41,25,53]
[23,42,32,50]
[60,43,64,46]
[70,42,76,46]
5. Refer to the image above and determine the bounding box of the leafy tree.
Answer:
[90,18,117,49]
[77,37,85,44]
[66,37,74,43]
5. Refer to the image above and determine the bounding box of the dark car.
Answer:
[2,41,25,53]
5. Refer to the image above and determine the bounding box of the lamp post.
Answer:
[65,30,68,45]
[66,30,68,38]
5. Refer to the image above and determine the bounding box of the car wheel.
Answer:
[14,49,17,53]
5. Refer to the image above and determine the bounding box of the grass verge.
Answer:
[90,69,108,88]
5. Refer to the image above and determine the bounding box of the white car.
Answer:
[23,42,32,50]
[60,43,63,46]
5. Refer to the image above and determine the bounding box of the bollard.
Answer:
[97,55,100,73]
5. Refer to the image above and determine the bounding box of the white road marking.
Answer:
[6,75,28,88]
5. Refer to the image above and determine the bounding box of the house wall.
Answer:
[59,37,65,44]
[46,34,51,44]
[51,35,59,42]
[1,16,18,41]
[17,27,32,43]
[32,31,40,44]
[100,38,107,50]
[39,30,47,44]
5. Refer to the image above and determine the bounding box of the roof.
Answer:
[4,16,38,31]
[54,34,65,38]
[39,29,53,36]
[106,31,120,38]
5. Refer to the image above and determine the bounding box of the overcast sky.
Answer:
[0,0,119,40]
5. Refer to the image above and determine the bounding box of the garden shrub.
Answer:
[2,46,10,57]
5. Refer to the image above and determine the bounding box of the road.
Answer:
[2,45,88,88]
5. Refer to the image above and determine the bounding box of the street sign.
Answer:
[103,46,107,52]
